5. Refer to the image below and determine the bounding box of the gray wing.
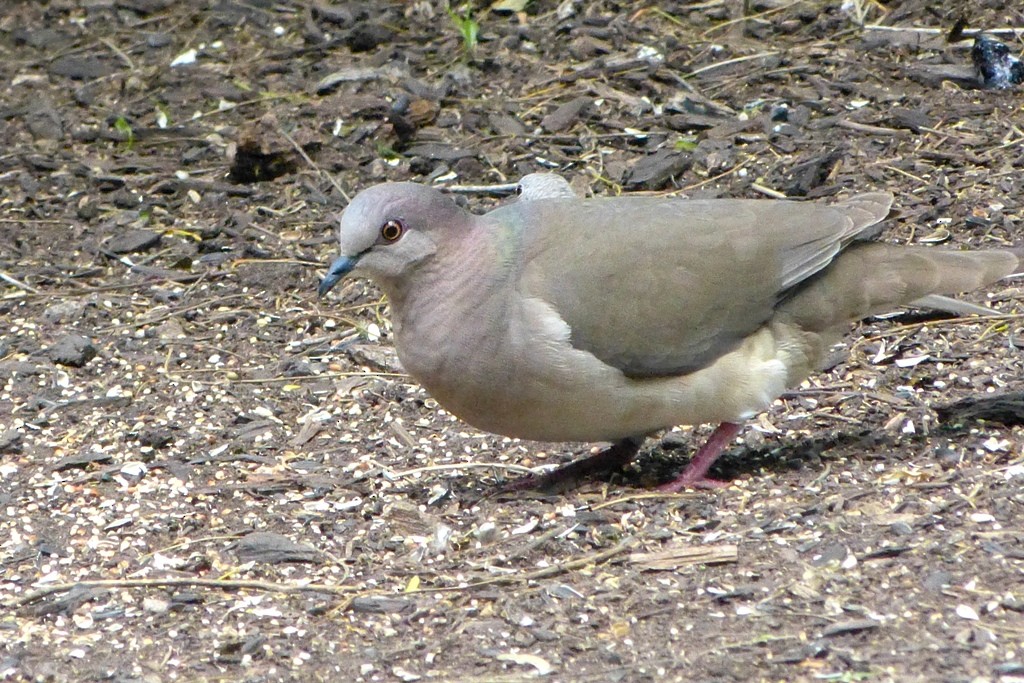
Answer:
[499,193,891,378]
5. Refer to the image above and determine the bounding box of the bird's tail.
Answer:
[780,243,1022,332]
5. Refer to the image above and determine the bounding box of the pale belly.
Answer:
[398,318,816,443]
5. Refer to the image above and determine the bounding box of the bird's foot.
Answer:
[493,437,644,494]
[656,422,742,492]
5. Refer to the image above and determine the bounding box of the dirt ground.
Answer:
[3,1,1024,682]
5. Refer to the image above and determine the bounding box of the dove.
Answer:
[319,182,1021,491]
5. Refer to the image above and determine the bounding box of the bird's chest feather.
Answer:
[389,272,521,390]
[390,289,584,422]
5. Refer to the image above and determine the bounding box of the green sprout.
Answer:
[114,116,135,150]
[375,141,400,161]
[674,136,698,152]
[447,3,479,52]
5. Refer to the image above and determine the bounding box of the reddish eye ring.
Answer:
[380,219,404,242]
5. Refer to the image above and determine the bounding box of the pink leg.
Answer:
[656,422,743,492]
[494,437,644,494]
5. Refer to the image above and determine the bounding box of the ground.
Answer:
[2,1,1024,682]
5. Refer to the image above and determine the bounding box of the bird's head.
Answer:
[318,183,464,297]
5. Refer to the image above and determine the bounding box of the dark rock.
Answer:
[350,597,415,614]
[138,428,174,448]
[107,229,162,254]
[49,55,118,80]
[810,542,849,566]
[42,301,86,324]
[25,100,64,140]
[922,569,952,593]
[346,23,394,52]
[889,107,931,133]
[402,143,475,161]
[693,138,736,173]
[488,112,526,136]
[146,32,172,48]
[119,0,175,14]
[0,361,41,377]
[49,334,97,367]
[624,148,692,190]
[820,619,879,638]
[111,190,142,209]
[452,156,484,176]
[1002,595,1024,612]
[0,428,21,454]
[13,27,68,49]
[783,148,846,197]
[232,532,320,564]
[530,628,560,642]
[314,4,355,25]
[541,96,593,133]
[906,64,980,90]
[408,156,433,175]
[53,450,114,471]
[568,36,610,60]
[936,392,1024,426]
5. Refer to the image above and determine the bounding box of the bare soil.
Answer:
[3,2,1024,682]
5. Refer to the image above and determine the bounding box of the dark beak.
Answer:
[318,255,357,297]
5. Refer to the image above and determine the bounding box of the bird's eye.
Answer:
[380,219,404,242]
[515,185,524,196]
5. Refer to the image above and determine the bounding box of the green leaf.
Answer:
[114,116,135,150]
[674,136,698,151]
[447,3,479,51]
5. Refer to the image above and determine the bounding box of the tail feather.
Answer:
[781,243,1021,332]
[910,294,996,317]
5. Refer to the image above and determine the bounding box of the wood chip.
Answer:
[629,543,738,570]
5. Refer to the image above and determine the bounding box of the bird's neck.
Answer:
[386,222,518,378]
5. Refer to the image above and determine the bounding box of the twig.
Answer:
[231,257,322,268]
[864,25,1024,37]
[96,293,249,332]
[629,543,738,570]
[387,462,537,479]
[0,218,71,224]
[589,491,701,511]
[277,125,351,203]
[427,537,639,591]
[0,271,41,294]
[673,162,750,194]
[503,524,574,562]
[214,371,405,384]
[8,537,642,607]
[700,0,809,37]
[190,94,298,121]
[838,119,907,137]
[850,314,1024,355]
[99,37,134,69]
[687,51,781,78]
[7,576,362,608]
[444,182,519,195]
[750,183,788,199]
